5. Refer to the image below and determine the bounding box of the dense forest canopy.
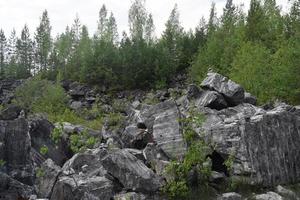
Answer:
[0,0,299,104]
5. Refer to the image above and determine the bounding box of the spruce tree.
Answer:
[0,29,7,78]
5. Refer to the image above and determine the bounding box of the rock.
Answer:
[0,118,34,185]
[70,101,84,110]
[201,72,245,106]
[0,79,23,105]
[62,149,108,178]
[143,143,169,173]
[141,100,186,160]
[254,192,283,200]
[196,90,228,110]
[202,103,300,186]
[187,84,201,99]
[218,192,242,200]
[244,92,257,105]
[276,185,299,200]
[0,172,34,200]
[101,149,163,193]
[0,105,22,120]
[36,159,62,198]
[50,175,114,200]
[30,117,71,166]
[114,192,147,200]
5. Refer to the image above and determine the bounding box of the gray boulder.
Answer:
[36,159,62,198]
[30,117,71,166]
[276,185,299,200]
[243,92,257,105]
[196,90,228,110]
[101,149,163,193]
[0,118,34,185]
[146,100,186,160]
[0,105,22,120]
[218,192,242,200]
[0,172,34,200]
[254,192,283,200]
[50,175,114,200]
[201,72,245,106]
[114,192,147,200]
[202,103,300,186]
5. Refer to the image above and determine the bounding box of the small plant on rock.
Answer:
[70,129,98,153]
[51,123,64,144]
[0,159,6,167]
[39,145,49,155]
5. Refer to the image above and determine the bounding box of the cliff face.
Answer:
[0,73,299,200]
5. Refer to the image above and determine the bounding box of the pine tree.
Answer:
[208,2,217,35]
[16,25,34,78]
[97,5,108,38]
[35,10,52,71]
[145,14,155,43]
[6,29,18,78]
[0,29,7,78]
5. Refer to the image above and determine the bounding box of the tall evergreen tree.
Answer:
[128,0,147,41]
[35,10,52,71]
[208,2,217,35]
[16,25,34,78]
[0,29,7,78]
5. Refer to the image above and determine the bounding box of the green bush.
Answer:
[36,167,45,178]
[51,123,64,144]
[70,129,98,153]
[106,112,125,131]
[163,111,212,199]
[39,145,49,155]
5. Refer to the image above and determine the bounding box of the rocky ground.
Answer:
[0,72,300,200]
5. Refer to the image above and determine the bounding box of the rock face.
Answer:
[196,90,228,110]
[36,159,61,198]
[0,172,34,200]
[141,100,187,160]
[50,175,114,200]
[0,79,23,105]
[0,118,34,185]
[30,117,71,166]
[101,149,163,193]
[202,103,300,186]
[201,72,245,106]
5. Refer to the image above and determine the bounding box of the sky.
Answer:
[0,0,290,38]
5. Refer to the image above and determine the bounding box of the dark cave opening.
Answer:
[208,151,229,177]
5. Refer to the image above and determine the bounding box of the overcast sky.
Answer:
[0,0,290,37]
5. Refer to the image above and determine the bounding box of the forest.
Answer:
[0,0,299,104]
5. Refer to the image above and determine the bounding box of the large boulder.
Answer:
[195,90,228,110]
[254,192,283,200]
[101,149,163,193]
[29,117,71,166]
[0,172,34,200]
[201,72,245,106]
[140,100,187,160]
[0,105,22,120]
[0,118,34,185]
[202,103,300,186]
[36,159,62,198]
[50,175,115,200]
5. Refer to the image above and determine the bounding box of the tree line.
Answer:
[0,0,299,104]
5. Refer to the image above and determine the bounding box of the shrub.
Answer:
[39,145,49,155]
[36,167,45,178]
[163,111,212,199]
[0,159,6,167]
[70,129,98,153]
[106,112,125,131]
[51,123,64,144]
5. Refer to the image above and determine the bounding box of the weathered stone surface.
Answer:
[196,90,228,110]
[276,185,299,200]
[101,149,163,193]
[187,84,201,99]
[30,117,71,166]
[0,105,22,120]
[202,103,300,186]
[201,72,245,106]
[143,143,169,174]
[50,175,114,200]
[0,172,34,200]
[217,192,242,200]
[36,159,61,198]
[0,118,34,185]
[114,192,147,200]
[244,92,257,105]
[146,100,186,160]
[0,79,23,105]
[254,192,283,200]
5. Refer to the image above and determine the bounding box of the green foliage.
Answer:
[14,77,68,114]
[36,167,45,178]
[163,111,212,199]
[39,145,49,155]
[106,112,125,131]
[70,129,98,153]
[0,159,6,167]
[51,123,64,144]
